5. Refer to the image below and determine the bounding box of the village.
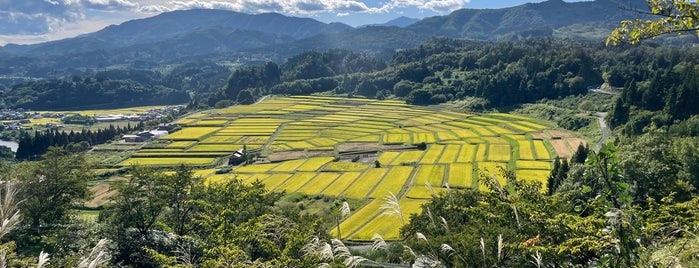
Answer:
[0,105,185,131]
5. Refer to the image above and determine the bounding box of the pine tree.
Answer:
[571,143,589,164]
[547,157,561,195]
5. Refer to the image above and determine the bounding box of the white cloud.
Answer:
[83,0,138,9]
[379,0,470,12]
[0,14,125,45]
[140,0,468,16]
[1,0,472,44]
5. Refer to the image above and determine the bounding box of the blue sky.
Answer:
[0,0,588,45]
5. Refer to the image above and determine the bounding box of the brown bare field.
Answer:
[567,138,587,150]
[337,142,382,152]
[268,151,307,162]
[84,183,117,208]
[550,139,572,159]
[547,130,572,138]
[531,132,548,139]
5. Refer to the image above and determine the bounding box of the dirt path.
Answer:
[595,112,609,151]
[254,95,269,104]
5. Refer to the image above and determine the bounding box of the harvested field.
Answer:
[567,138,587,150]
[85,183,117,208]
[268,151,307,162]
[550,139,572,159]
[547,129,573,138]
[337,142,382,152]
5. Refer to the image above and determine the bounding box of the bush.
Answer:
[214,99,235,109]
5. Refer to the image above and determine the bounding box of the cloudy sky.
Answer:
[0,0,588,46]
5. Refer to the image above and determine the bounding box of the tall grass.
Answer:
[37,251,50,268]
[380,192,404,224]
[0,181,21,268]
[77,239,111,268]
[0,181,21,239]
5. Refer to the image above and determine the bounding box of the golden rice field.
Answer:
[114,95,588,241]
[41,106,166,117]
[118,157,218,166]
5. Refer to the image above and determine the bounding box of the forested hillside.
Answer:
[2,61,230,110]
[6,79,187,110]
[605,46,699,136]
[1,0,687,80]
[0,1,698,264]
[208,37,699,116]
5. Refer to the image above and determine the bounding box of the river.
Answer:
[0,140,19,152]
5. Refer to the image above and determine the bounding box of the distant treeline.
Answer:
[205,49,386,106]
[3,61,230,110]
[605,46,699,136]
[15,122,143,160]
[207,38,603,107]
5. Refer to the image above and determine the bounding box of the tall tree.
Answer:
[161,165,202,237]
[16,147,92,232]
[102,166,167,267]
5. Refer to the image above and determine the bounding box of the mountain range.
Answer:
[0,0,648,79]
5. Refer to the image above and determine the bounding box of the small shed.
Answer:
[228,148,246,165]
[149,130,168,139]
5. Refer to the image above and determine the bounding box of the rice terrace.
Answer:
[117,95,586,241]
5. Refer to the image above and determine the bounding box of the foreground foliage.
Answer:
[608,0,699,45]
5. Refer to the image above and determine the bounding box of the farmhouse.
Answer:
[122,130,169,142]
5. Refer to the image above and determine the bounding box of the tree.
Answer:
[608,97,630,129]
[547,157,569,195]
[102,166,168,267]
[619,132,686,203]
[16,147,92,232]
[392,80,415,97]
[405,89,433,105]
[578,100,596,113]
[608,0,699,45]
[586,143,641,267]
[236,89,255,105]
[160,165,203,237]
[571,143,590,164]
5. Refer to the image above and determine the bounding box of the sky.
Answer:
[0,0,589,46]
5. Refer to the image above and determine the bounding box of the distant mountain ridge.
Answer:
[0,0,655,78]
[361,16,420,28]
[407,0,648,39]
[1,9,351,56]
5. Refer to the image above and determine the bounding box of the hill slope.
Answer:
[407,0,648,40]
[0,0,655,79]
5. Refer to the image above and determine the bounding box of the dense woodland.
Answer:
[1,61,230,110]
[14,122,144,160]
[0,33,697,266]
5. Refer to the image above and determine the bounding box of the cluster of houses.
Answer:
[0,108,32,121]
[0,109,46,130]
[122,123,177,142]
[0,105,186,132]
[94,106,185,122]
[122,130,169,142]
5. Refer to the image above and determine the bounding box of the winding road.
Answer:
[595,112,609,151]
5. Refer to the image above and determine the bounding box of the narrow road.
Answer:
[589,88,620,95]
[254,95,269,104]
[595,112,609,151]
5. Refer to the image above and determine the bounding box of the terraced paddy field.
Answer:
[116,96,585,241]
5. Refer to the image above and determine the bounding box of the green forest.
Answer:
[1,13,699,267]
